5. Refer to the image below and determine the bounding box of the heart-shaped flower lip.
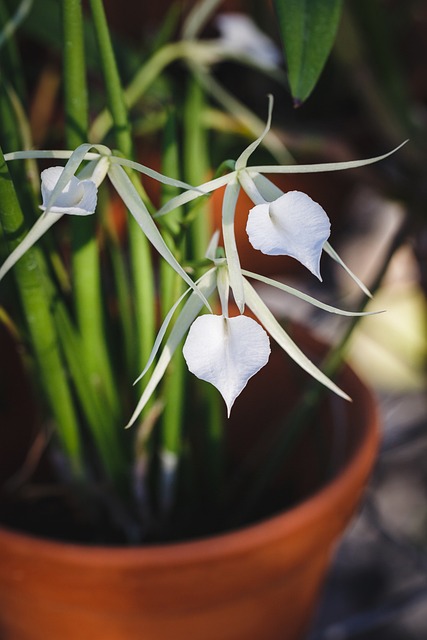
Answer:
[183,313,271,416]
[246,190,331,280]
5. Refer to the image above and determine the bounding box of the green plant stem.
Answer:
[183,77,211,262]
[0,146,84,478]
[63,0,88,147]
[88,0,131,156]
[0,0,27,102]
[157,113,186,509]
[183,76,224,502]
[62,0,124,483]
[89,41,195,144]
[89,0,155,383]
[53,300,128,488]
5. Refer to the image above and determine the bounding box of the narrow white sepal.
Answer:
[126,269,218,429]
[205,230,221,262]
[107,163,211,311]
[0,210,60,281]
[243,278,351,401]
[40,166,97,216]
[183,314,270,416]
[222,177,245,312]
[246,190,331,280]
[241,269,381,317]
[235,94,273,170]
[323,242,372,298]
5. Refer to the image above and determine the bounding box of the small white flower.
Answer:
[183,313,271,416]
[40,166,98,216]
[246,190,331,280]
[215,13,281,69]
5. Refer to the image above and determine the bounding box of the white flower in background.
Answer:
[40,166,98,216]
[215,13,281,69]
[183,313,270,416]
[246,190,331,280]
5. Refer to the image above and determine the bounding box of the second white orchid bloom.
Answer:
[246,190,331,280]
[215,13,282,70]
[40,166,98,216]
[183,313,270,417]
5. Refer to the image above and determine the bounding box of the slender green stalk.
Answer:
[157,113,186,509]
[106,227,135,376]
[63,0,88,147]
[89,0,155,382]
[89,41,190,144]
[183,77,211,262]
[0,0,27,102]
[183,76,224,501]
[88,0,131,156]
[53,300,128,488]
[62,0,121,464]
[0,146,84,477]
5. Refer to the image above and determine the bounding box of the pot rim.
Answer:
[0,360,380,566]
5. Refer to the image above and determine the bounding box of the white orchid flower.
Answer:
[246,190,331,280]
[182,263,270,416]
[127,227,380,428]
[0,144,210,309]
[40,166,98,216]
[183,313,271,417]
[215,13,281,70]
[155,96,406,302]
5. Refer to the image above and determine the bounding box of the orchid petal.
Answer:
[0,210,60,281]
[109,155,204,193]
[205,231,221,262]
[134,268,217,384]
[4,150,103,162]
[248,141,408,175]
[107,163,211,311]
[155,172,234,219]
[78,156,110,186]
[0,146,107,279]
[323,242,372,298]
[250,171,283,201]
[242,278,351,401]
[40,167,97,216]
[246,190,331,279]
[241,269,381,316]
[183,314,270,416]
[235,94,273,170]
[222,177,245,312]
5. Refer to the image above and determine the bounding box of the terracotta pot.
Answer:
[0,329,379,640]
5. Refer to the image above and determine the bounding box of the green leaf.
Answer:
[273,0,343,104]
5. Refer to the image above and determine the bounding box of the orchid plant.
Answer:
[0,0,401,541]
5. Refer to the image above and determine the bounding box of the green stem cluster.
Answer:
[0,145,84,478]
